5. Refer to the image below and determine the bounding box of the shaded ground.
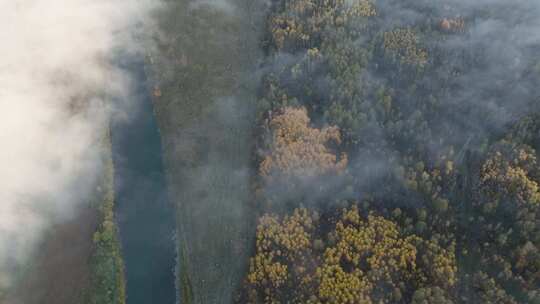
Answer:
[3,134,124,304]
[4,204,99,304]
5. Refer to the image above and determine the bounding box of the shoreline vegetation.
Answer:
[84,129,126,304]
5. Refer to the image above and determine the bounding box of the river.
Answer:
[111,57,177,304]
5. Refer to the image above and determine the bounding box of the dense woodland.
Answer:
[240,0,540,303]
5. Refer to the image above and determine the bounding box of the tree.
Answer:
[244,205,457,303]
[259,106,348,183]
[383,28,428,67]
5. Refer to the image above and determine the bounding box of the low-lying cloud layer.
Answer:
[0,0,155,293]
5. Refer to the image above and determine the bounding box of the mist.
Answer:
[0,0,155,294]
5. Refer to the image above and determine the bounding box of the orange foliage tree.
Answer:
[259,106,348,183]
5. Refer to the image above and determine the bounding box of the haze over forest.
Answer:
[1,0,539,304]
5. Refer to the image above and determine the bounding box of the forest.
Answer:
[148,0,540,303]
[240,0,540,303]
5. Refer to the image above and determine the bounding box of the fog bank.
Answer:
[0,0,155,293]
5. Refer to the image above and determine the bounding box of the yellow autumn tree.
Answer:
[259,106,348,183]
[383,28,428,66]
[246,208,317,303]
[479,142,540,206]
[244,205,457,304]
[316,207,421,304]
[269,0,376,51]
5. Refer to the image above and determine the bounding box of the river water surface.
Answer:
[111,58,177,304]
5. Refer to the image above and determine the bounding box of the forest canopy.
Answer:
[239,0,540,303]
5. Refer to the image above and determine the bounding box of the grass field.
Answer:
[146,0,265,302]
